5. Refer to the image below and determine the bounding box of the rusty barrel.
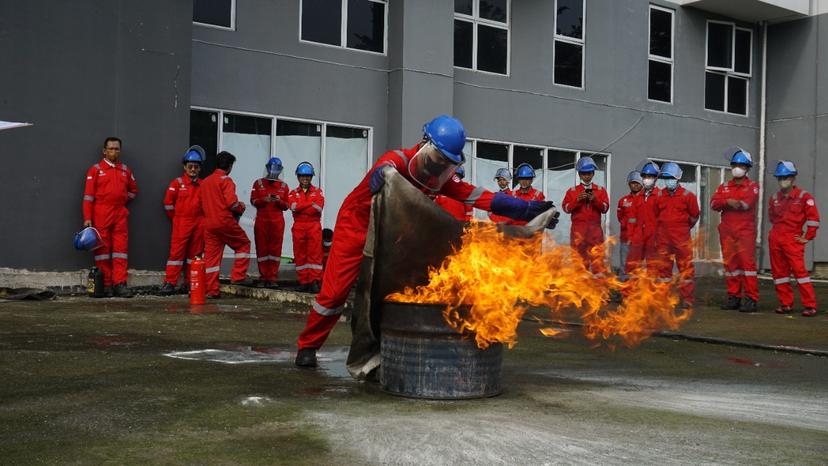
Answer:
[379,301,503,399]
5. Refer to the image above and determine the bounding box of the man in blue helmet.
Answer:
[768,161,820,317]
[251,157,290,288]
[616,171,643,281]
[160,146,206,296]
[511,163,545,226]
[289,162,325,293]
[563,156,610,276]
[711,148,760,312]
[295,115,556,367]
[625,161,661,278]
[434,165,473,222]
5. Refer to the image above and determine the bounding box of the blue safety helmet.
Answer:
[576,156,597,173]
[494,167,512,181]
[626,170,643,184]
[266,157,283,172]
[728,148,753,167]
[295,161,315,177]
[640,161,660,176]
[659,162,683,180]
[73,227,104,251]
[774,160,797,177]
[515,163,536,179]
[454,165,465,179]
[182,145,205,164]
[422,115,466,164]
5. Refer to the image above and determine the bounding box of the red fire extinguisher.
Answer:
[189,256,206,305]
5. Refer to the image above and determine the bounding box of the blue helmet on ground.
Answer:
[640,161,660,176]
[728,147,753,167]
[515,163,536,179]
[454,165,465,179]
[182,145,205,164]
[74,227,104,251]
[494,167,512,181]
[422,115,466,164]
[295,161,315,176]
[576,156,597,173]
[659,162,683,179]
[626,170,643,184]
[774,160,797,177]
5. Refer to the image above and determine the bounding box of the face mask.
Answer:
[665,179,679,190]
[779,178,793,189]
[581,181,592,188]
[732,167,747,178]
[642,178,655,189]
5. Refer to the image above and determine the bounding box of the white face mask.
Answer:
[779,178,793,189]
[732,167,747,178]
[581,181,592,188]
[665,179,679,190]
[642,178,656,189]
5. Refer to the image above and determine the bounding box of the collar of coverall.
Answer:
[102,158,116,168]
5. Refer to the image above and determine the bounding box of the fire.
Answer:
[386,223,690,349]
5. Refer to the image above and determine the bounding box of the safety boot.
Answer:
[802,308,817,317]
[266,281,280,290]
[739,297,758,313]
[774,306,793,314]
[103,286,114,298]
[158,282,176,296]
[206,292,220,300]
[720,295,741,310]
[113,284,134,298]
[309,280,321,294]
[295,348,318,368]
[230,277,255,287]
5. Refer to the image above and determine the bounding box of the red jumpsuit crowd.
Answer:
[162,175,203,287]
[562,183,610,275]
[202,168,250,297]
[251,178,290,284]
[289,184,325,288]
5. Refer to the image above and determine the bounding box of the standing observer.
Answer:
[562,157,610,277]
[289,162,325,293]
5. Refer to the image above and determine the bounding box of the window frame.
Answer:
[193,0,237,31]
[453,0,512,76]
[299,0,389,56]
[647,4,674,104]
[704,20,752,116]
[552,0,587,89]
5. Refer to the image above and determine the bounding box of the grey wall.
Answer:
[0,0,192,271]
[767,13,828,268]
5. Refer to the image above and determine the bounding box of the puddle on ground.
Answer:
[163,303,253,315]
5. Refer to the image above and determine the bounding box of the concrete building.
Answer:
[2,0,827,286]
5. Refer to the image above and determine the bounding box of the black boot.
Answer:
[231,277,255,287]
[309,280,321,294]
[720,295,741,310]
[295,348,318,368]
[159,282,176,296]
[739,297,758,313]
[113,283,134,298]
[103,286,114,298]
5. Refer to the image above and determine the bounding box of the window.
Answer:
[648,5,673,103]
[301,0,387,54]
[705,21,751,115]
[553,0,585,88]
[454,0,510,75]
[193,0,235,30]
[189,110,219,174]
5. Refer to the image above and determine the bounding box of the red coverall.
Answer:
[251,178,290,282]
[290,185,325,285]
[768,187,820,309]
[710,178,760,301]
[201,169,250,295]
[616,192,637,245]
[83,159,138,287]
[655,187,700,303]
[626,187,661,276]
[488,188,513,224]
[163,175,203,286]
[562,184,610,275]
[434,195,472,221]
[510,187,544,226]
[297,145,497,351]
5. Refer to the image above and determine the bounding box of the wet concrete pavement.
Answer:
[1,279,827,465]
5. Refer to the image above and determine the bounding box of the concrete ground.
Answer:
[1,278,826,465]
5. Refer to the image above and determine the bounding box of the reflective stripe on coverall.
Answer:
[163,175,203,285]
[655,186,700,303]
[289,184,325,285]
[251,178,290,282]
[83,159,138,286]
[710,178,760,301]
[562,183,610,276]
[769,187,820,308]
[201,169,250,295]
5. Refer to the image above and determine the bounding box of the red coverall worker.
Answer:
[510,187,545,226]
[655,186,700,303]
[488,188,513,224]
[710,178,760,302]
[289,184,325,286]
[562,184,610,275]
[616,191,639,281]
[626,187,661,276]
[297,146,500,352]
[251,178,290,283]
[83,159,138,287]
[434,195,472,221]
[163,175,203,286]
[202,169,250,296]
[769,186,820,311]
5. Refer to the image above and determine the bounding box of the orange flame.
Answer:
[386,223,691,349]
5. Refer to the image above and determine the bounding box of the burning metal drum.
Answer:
[379,301,503,399]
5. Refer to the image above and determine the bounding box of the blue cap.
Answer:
[659,162,683,179]
[626,171,643,184]
[729,148,753,167]
[182,145,205,164]
[641,161,660,176]
[515,163,536,179]
[423,115,466,164]
[73,227,104,251]
[295,161,315,176]
[454,165,465,179]
[576,156,597,173]
[774,160,797,177]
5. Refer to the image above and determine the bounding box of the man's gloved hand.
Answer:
[491,191,556,222]
[546,209,560,230]
[369,163,393,194]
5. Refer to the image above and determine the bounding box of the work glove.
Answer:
[491,191,557,225]
[369,163,394,194]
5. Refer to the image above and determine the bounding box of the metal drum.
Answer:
[379,301,503,399]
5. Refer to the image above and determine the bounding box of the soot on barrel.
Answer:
[379,301,503,400]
